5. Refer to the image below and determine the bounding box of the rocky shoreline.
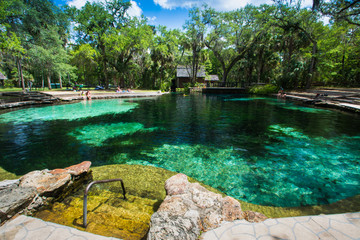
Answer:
[0,163,267,239]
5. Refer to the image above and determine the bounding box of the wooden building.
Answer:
[176,66,206,88]
[205,75,219,86]
[0,71,7,87]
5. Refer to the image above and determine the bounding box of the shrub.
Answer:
[249,84,277,94]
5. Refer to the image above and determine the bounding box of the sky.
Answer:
[54,0,314,29]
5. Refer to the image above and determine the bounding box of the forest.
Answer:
[0,0,359,91]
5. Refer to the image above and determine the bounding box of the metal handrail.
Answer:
[83,178,126,227]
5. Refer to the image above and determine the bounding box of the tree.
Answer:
[151,26,183,90]
[71,44,99,86]
[103,17,153,88]
[68,0,131,88]
[28,26,72,89]
[321,0,360,26]
[203,5,263,84]
[183,7,206,85]
[272,3,324,88]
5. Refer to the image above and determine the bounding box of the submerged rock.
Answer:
[148,173,266,239]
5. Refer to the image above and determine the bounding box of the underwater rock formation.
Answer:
[0,161,92,224]
[148,173,267,239]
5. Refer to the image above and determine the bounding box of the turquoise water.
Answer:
[0,94,359,207]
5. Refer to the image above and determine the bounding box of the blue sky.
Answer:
[54,0,314,29]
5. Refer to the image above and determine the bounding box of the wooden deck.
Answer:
[202,87,247,94]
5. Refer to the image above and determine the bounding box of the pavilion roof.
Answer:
[205,75,219,81]
[176,66,206,78]
[0,71,7,80]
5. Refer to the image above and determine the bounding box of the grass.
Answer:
[0,87,160,93]
[0,87,23,92]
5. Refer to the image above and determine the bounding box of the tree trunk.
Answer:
[257,47,264,83]
[17,58,25,90]
[306,42,318,89]
[100,43,109,89]
[59,74,63,89]
[47,73,51,90]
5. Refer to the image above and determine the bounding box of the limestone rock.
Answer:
[148,211,201,240]
[244,210,268,223]
[19,161,92,195]
[50,161,91,176]
[164,173,189,196]
[0,179,19,190]
[221,196,243,222]
[19,170,71,194]
[66,161,91,175]
[0,187,36,223]
[0,162,92,225]
[148,173,257,240]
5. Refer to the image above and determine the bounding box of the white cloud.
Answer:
[153,0,273,11]
[320,16,330,25]
[301,0,313,8]
[67,0,90,9]
[127,1,143,17]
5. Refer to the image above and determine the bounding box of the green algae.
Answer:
[0,166,18,181]
[68,122,160,146]
[0,99,138,124]
[240,194,360,218]
[268,124,310,139]
[266,100,332,113]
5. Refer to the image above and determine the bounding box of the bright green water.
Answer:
[0,94,359,207]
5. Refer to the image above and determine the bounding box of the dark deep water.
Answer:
[0,94,359,207]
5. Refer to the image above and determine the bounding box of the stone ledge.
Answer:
[147,173,267,240]
[0,161,92,225]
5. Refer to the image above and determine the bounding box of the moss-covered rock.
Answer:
[0,167,18,181]
[33,164,360,240]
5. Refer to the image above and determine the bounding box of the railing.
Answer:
[206,82,243,88]
[83,179,126,227]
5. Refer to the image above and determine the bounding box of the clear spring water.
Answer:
[0,94,359,207]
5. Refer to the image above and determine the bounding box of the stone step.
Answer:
[33,191,156,240]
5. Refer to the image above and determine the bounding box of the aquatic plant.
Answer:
[68,122,159,146]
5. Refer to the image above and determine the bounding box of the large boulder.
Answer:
[0,161,92,224]
[20,161,92,196]
[0,187,36,223]
[20,170,72,194]
[148,173,265,240]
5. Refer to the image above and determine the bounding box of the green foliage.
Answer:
[183,82,193,94]
[249,84,278,94]
[0,0,359,90]
[71,44,98,85]
[160,81,170,92]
